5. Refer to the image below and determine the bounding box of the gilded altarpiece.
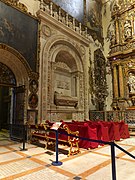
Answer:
[108,0,135,124]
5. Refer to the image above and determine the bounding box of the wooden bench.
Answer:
[28,123,80,156]
[28,124,49,148]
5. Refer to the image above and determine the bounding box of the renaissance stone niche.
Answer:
[45,45,85,121]
[54,62,78,107]
[53,53,78,108]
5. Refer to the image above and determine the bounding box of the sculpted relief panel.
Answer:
[53,61,78,107]
[54,63,71,96]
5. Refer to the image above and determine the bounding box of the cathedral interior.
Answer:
[0,0,135,179]
[0,0,135,138]
[1,0,135,128]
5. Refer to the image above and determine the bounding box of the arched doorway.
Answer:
[0,62,26,140]
[0,62,16,131]
[0,45,30,140]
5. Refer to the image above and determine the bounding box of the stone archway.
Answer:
[40,35,88,121]
[0,44,30,86]
[0,44,30,125]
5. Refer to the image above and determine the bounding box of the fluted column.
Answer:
[113,65,119,98]
[119,64,124,98]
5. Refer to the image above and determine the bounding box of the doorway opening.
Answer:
[0,86,12,130]
[0,86,13,141]
[0,62,16,140]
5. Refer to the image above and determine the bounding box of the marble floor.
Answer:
[0,130,135,180]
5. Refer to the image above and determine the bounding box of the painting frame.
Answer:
[27,110,38,125]
[0,0,39,72]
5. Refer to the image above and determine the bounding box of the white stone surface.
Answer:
[0,147,11,153]
[59,153,109,174]
[15,168,69,180]
[0,159,41,179]
[0,152,23,163]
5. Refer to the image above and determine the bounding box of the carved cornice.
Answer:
[108,48,135,62]
[0,0,37,19]
[38,0,104,45]
[1,0,28,12]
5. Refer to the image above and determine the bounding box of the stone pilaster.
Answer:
[113,65,119,98]
[119,64,124,98]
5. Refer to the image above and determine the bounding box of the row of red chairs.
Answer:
[45,120,130,150]
[72,120,130,140]
[60,120,130,149]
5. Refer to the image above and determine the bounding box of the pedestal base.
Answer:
[52,161,63,166]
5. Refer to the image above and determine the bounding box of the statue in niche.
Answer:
[106,21,116,46]
[131,96,135,106]
[110,23,116,45]
[127,73,135,93]
[124,20,132,40]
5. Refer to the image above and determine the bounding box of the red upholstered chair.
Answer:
[99,121,120,141]
[87,123,99,149]
[106,122,115,141]
[60,122,99,149]
[112,122,121,141]
[119,121,130,139]
[98,121,113,140]
[125,124,130,138]
[97,121,110,143]
[77,123,98,149]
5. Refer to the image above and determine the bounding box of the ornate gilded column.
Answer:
[115,18,120,44]
[113,65,119,98]
[118,64,124,98]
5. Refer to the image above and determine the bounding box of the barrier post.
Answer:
[20,125,27,151]
[52,130,62,166]
[110,142,116,180]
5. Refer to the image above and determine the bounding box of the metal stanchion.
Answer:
[52,130,62,166]
[110,142,116,180]
[20,125,27,151]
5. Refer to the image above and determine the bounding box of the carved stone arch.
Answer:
[0,44,30,86]
[0,44,30,125]
[49,44,83,73]
[42,35,83,65]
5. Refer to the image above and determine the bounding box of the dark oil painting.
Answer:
[0,1,38,71]
[86,0,102,36]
